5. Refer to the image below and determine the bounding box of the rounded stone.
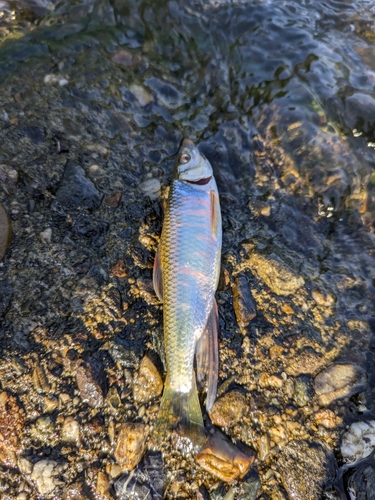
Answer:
[114,422,148,471]
[209,391,248,428]
[133,356,163,404]
[314,363,366,406]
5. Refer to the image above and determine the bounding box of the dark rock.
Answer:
[346,461,375,500]
[344,93,375,135]
[109,343,139,368]
[53,161,102,210]
[115,452,166,500]
[0,203,12,261]
[19,124,45,143]
[277,440,336,500]
[145,77,184,109]
[240,468,261,500]
[76,358,105,408]
[232,275,257,333]
[0,283,13,317]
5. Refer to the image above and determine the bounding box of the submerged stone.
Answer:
[53,161,102,210]
[115,452,166,499]
[76,358,105,408]
[231,275,257,333]
[248,251,304,296]
[314,363,366,406]
[209,391,248,428]
[277,440,335,500]
[341,421,375,464]
[346,462,375,500]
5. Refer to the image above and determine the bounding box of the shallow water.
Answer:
[1,0,375,498]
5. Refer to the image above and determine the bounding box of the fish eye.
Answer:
[180,153,191,164]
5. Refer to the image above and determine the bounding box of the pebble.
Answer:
[111,259,127,278]
[314,363,366,406]
[44,74,69,86]
[0,391,25,468]
[285,348,325,376]
[133,356,163,404]
[293,375,313,407]
[0,164,18,194]
[258,372,284,389]
[277,440,335,499]
[115,452,166,499]
[105,191,122,208]
[311,289,335,307]
[31,459,64,496]
[314,409,336,429]
[129,84,154,106]
[257,434,270,461]
[96,471,111,499]
[248,251,304,296]
[231,275,257,333]
[52,161,102,210]
[209,391,248,428]
[114,422,148,471]
[112,49,141,67]
[61,416,80,444]
[196,429,255,483]
[341,421,375,464]
[40,227,52,244]
[0,202,12,261]
[145,77,184,109]
[140,178,161,200]
[76,358,105,408]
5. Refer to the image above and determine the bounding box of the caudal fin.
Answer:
[151,375,206,449]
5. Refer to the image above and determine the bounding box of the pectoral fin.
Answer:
[153,246,163,301]
[210,190,221,241]
[196,299,219,411]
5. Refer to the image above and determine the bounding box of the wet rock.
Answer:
[76,358,105,408]
[95,471,111,500]
[40,227,52,244]
[0,392,25,468]
[341,421,375,464]
[257,434,270,461]
[130,84,154,106]
[115,452,166,500]
[344,92,375,135]
[240,469,261,500]
[0,282,13,317]
[314,409,336,429]
[105,191,122,208]
[277,440,335,500]
[231,275,257,333]
[346,462,375,499]
[114,422,148,471]
[285,348,325,376]
[314,363,366,406]
[53,161,102,211]
[109,342,139,368]
[112,49,141,67]
[209,391,248,428]
[293,375,313,407]
[20,124,45,143]
[0,164,18,194]
[133,356,163,404]
[248,251,304,296]
[0,202,12,261]
[140,178,161,200]
[31,459,64,496]
[61,416,80,444]
[145,77,184,109]
[258,373,284,389]
[111,259,127,278]
[196,429,255,483]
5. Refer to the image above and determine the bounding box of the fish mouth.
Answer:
[186,176,212,185]
[181,138,195,148]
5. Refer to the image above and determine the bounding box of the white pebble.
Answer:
[341,420,375,464]
[40,228,52,244]
[140,178,161,200]
[61,416,80,444]
[31,460,63,496]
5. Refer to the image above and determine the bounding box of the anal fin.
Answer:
[196,299,219,411]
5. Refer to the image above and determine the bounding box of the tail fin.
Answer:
[151,375,206,449]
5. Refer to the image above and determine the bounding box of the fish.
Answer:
[152,138,222,446]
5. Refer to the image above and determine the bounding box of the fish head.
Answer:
[174,139,213,186]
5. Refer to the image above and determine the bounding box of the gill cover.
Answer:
[174,139,213,184]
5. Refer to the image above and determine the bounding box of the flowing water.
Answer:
[1,0,375,498]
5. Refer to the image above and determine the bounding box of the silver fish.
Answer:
[152,138,222,446]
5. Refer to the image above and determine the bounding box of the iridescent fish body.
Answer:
[152,139,222,446]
